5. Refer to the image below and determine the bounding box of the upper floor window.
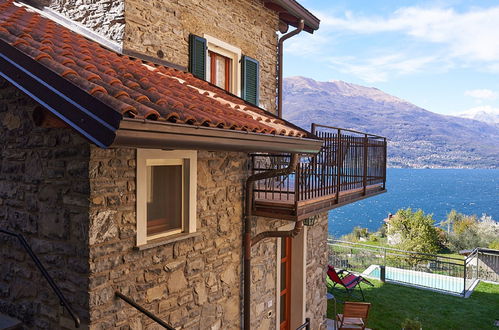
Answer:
[208,50,231,91]
[189,34,260,106]
[136,149,197,246]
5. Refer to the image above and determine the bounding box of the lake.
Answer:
[328,168,499,237]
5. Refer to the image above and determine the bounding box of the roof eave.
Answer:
[265,0,320,33]
[113,118,323,154]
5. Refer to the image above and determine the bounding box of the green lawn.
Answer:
[327,279,499,330]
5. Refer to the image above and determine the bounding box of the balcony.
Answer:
[250,124,387,221]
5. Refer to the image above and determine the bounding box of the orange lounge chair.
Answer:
[327,265,373,301]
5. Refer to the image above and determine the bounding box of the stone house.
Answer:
[0,0,387,329]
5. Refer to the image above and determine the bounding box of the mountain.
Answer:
[283,76,499,168]
[454,106,499,126]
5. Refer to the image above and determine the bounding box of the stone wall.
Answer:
[249,218,284,330]
[86,146,290,329]
[305,212,328,328]
[30,0,125,43]
[0,79,91,328]
[86,148,251,329]
[124,0,279,113]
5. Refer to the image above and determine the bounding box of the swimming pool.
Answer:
[363,265,478,297]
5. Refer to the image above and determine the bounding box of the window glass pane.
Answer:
[147,164,182,236]
[215,55,226,89]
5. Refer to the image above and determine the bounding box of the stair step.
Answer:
[0,313,22,330]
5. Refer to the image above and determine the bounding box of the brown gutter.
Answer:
[277,19,304,118]
[113,118,322,154]
[243,154,302,330]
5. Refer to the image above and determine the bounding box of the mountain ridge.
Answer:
[283,76,499,168]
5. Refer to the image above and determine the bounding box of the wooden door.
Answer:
[279,237,292,330]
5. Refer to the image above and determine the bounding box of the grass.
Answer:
[327,279,499,329]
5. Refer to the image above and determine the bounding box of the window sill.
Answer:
[135,232,201,251]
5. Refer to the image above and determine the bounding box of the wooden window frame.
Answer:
[204,34,241,96]
[136,149,197,246]
[209,51,232,92]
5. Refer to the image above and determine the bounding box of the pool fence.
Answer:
[327,239,494,297]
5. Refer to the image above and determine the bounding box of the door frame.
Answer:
[276,224,307,329]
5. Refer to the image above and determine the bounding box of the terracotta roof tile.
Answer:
[0,0,311,138]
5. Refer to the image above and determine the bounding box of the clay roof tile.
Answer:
[0,0,311,139]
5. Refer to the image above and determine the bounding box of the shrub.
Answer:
[401,318,422,330]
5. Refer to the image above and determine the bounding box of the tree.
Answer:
[387,208,440,254]
[446,212,498,251]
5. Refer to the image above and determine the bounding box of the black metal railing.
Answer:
[296,317,311,330]
[328,239,480,297]
[251,124,387,204]
[464,248,499,283]
[115,291,175,330]
[0,229,80,327]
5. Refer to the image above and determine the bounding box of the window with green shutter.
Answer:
[241,55,259,106]
[189,34,206,80]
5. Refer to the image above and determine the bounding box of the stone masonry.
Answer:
[86,147,288,329]
[1,1,330,328]
[86,148,248,329]
[306,212,328,328]
[0,77,329,329]
[0,79,91,328]
[124,0,280,113]
[30,0,125,43]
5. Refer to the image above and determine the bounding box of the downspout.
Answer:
[244,154,301,330]
[277,19,304,118]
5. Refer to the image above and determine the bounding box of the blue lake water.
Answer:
[329,168,499,237]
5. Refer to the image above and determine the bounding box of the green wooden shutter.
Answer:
[241,55,260,106]
[189,34,206,80]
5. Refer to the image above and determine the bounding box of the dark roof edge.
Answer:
[114,119,323,154]
[271,0,320,32]
[0,37,121,148]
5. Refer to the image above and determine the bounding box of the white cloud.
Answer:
[327,53,437,83]
[319,6,499,62]
[464,89,497,100]
[290,5,499,82]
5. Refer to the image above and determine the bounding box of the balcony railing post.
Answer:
[335,129,341,203]
[383,137,387,190]
[463,261,467,297]
[363,134,368,196]
[295,161,301,203]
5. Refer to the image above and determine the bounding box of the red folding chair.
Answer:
[327,265,373,301]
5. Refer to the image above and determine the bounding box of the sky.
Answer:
[283,0,499,116]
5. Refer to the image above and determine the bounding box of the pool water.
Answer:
[363,265,474,295]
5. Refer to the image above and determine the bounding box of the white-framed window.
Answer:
[204,34,242,95]
[136,149,197,246]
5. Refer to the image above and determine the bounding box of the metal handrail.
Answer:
[0,229,80,328]
[330,239,465,262]
[312,123,386,140]
[296,317,311,330]
[115,292,175,330]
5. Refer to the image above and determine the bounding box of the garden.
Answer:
[327,277,499,329]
